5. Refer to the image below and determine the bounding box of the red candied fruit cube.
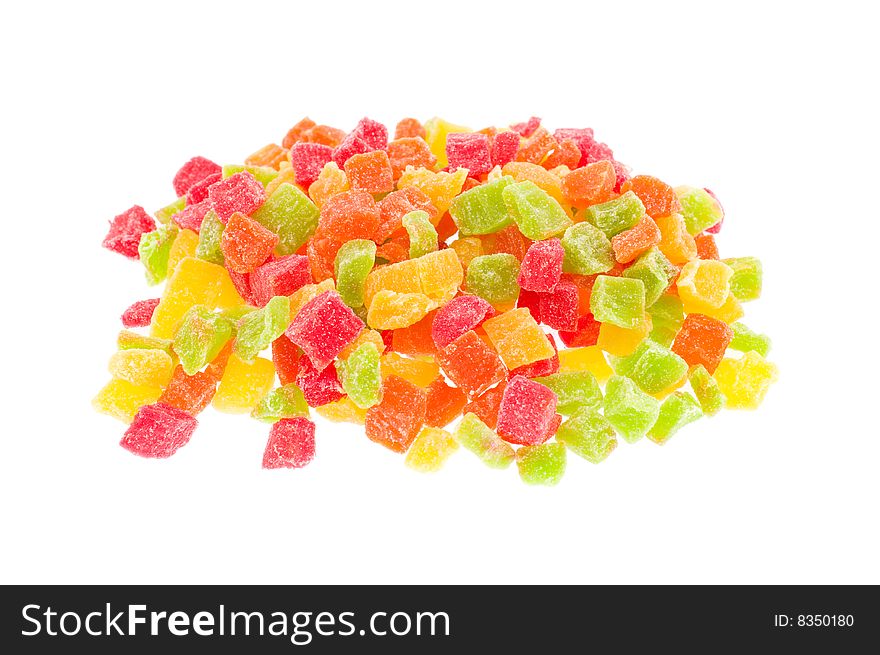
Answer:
[272,334,303,386]
[376,187,436,244]
[285,290,364,371]
[344,150,394,194]
[121,298,160,328]
[250,254,312,307]
[173,156,221,197]
[518,238,564,292]
[120,402,198,459]
[289,142,334,189]
[296,356,345,407]
[262,417,316,469]
[424,376,467,428]
[517,288,543,322]
[559,313,602,347]
[353,117,389,151]
[436,212,458,243]
[446,133,492,177]
[102,205,156,259]
[208,171,266,222]
[333,132,370,168]
[431,295,496,349]
[510,334,560,378]
[387,137,437,180]
[392,310,437,356]
[496,375,558,445]
[227,269,254,305]
[159,366,217,416]
[538,279,579,331]
[511,116,542,137]
[220,212,279,274]
[171,200,211,232]
[185,172,221,205]
[671,313,733,374]
[394,117,425,140]
[436,330,507,398]
[365,375,427,453]
[491,130,520,167]
[462,382,506,429]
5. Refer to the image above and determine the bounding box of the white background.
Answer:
[1,0,878,585]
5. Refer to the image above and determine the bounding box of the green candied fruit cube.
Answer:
[688,365,724,416]
[251,182,319,256]
[402,210,438,259]
[603,375,660,443]
[234,296,290,361]
[155,197,186,224]
[138,224,177,285]
[449,175,514,236]
[612,340,689,394]
[251,384,309,423]
[196,209,225,265]
[534,371,602,415]
[590,275,646,329]
[556,407,617,464]
[334,239,377,308]
[502,180,572,241]
[729,322,772,357]
[648,391,703,444]
[623,247,675,307]
[173,305,235,375]
[117,330,173,353]
[515,442,567,486]
[722,257,763,302]
[340,342,382,409]
[466,253,521,304]
[584,190,646,238]
[675,186,723,235]
[648,294,684,347]
[221,304,258,321]
[561,222,615,275]
[454,413,515,469]
[222,164,278,187]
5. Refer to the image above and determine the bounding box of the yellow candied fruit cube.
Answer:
[449,237,483,270]
[398,165,468,215]
[405,426,459,472]
[417,249,463,305]
[151,257,245,339]
[682,291,744,324]
[316,397,368,424]
[713,351,778,410]
[597,317,652,357]
[367,290,435,330]
[339,328,385,361]
[482,307,555,370]
[655,213,698,264]
[265,166,297,197]
[289,279,335,322]
[487,165,504,182]
[92,378,163,423]
[558,346,613,383]
[423,117,471,168]
[307,162,349,208]
[212,354,275,414]
[381,352,440,388]
[677,259,734,310]
[167,229,200,275]
[364,260,422,307]
[108,349,175,388]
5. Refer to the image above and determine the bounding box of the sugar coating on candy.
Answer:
[186,172,221,205]
[558,313,602,348]
[296,356,345,407]
[496,375,558,446]
[380,352,439,388]
[466,253,521,305]
[250,255,312,307]
[138,225,177,285]
[613,339,689,395]
[437,330,507,398]
[173,156,221,197]
[483,307,555,370]
[262,417,316,469]
[590,275,646,329]
[502,180,572,241]
[398,166,468,216]
[108,349,174,388]
[394,118,425,140]
[713,351,778,410]
[103,206,156,259]
[221,212,279,274]
[534,371,602,416]
[208,171,266,222]
[290,143,333,189]
[387,137,437,180]
[676,259,734,310]
[272,334,302,386]
[518,239,564,292]
[671,313,733,374]
[558,346,613,382]
[235,296,291,361]
[729,322,771,357]
[612,215,661,264]
[334,239,377,309]
[647,392,703,444]
[121,402,198,459]
[121,298,160,328]
[316,397,367,425]
[173,305,234,375]
[117,330,173,353]
[159,366,217,416]
[491,130,520,167]
[448,175,514,236]
[405,427,459,472]
[516,443,566,486]
[213,354,275,414]
[510,333,559,378]
[561,160,616,209]
[621,175,681,218]
[675,186,724,235]
[365,375,426,453]
[344,150,394,194]
[722,257,763,302]
[340,342,382,409]
[511,116,542,137]
[424,377,467,428]
[431,294,495,349]
[252,384,309,423]
[688,365,724,416]
[446,132,492,177]
[561,222,614,275]
[585,191,646,238]
[538,279,579,331]
[603,375,660,443]
[649,295,684,347]
[250,183,320,256]
[454,413,515,469]
[623,247,675,307]
[556,407,617,464]
[655,213,697,264]
[285,290,364,371]
[368,290,435,330]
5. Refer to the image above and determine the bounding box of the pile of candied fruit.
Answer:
[95,115,776,485]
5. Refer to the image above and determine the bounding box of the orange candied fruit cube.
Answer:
[344,150,394,194]
[282,117,317,149]
[611,215,661,263]
[424,376,468,428]
[515,127,558,164]
[394,117,425,140]
[655,213,698,264]
[670,313,734,374]
[542,139,581,170]
[302,124,347,148]
[364,375,427,453]
[620,175,682,218]
[694,232,719,260]
[561,160,617,209]
[245,143,287,170]
[387,137,438,180]
[159,366,217,415]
